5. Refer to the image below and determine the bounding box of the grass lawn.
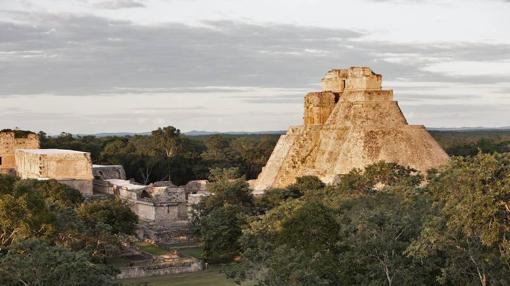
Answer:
[135,241,169,256]
[120,266,253,286]
[176,247,202,258]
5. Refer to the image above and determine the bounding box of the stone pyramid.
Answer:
[253,67,449,193]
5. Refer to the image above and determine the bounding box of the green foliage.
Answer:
[194,168,256,263]
[0,239,117,286]
[407,153,510,285]
[287,175,325,194]
[78,199,138,235]
[227,162,437,286]
[201,168,255,214]
[41,127,278,186]
[16,179,84,208]
[335,161,422,194]
[279,202,339,254]
[0,188,56,249]
[135,241,168,256]
[0,175,138,284]
[201,206,244,263]
[151,126,183,158]
[40,132,104,162]
[446,138,510,156]
[429,153,510,248]
[0,175,18,195]
[334,192,435,286]
[430,130,510,156]
[256,188,302,211]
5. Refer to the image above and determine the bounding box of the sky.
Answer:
[1,0,509,134]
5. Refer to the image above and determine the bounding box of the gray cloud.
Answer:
[92,0,145,9]
[0,10,509,131]
[129,106,205,111]
[1,12,509,99]
[0,14,366,95]
[225,94,304,104]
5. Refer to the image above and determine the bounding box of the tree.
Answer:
[0,191,55,249]
[408,153,510,285]
[77,199,138,235]
[193,168,255,262]
[256,188,302,211]
[279,202,339,255]
[335,193,435,286]
[287,175,325,195]
[230,136,278,179]
[0,239,117,286]
[199,168,255,215]
[15,179,83,209]
[0,175,18,196]
[151,126,182,158]
[228,162,436,286]
[201,135,241,170]
[201,206,244,263]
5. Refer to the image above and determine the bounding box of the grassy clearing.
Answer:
[176,247,202,258]
[120,266,253,286]
[135,241,169,256]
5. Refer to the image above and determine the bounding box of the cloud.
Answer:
[1,12,509,99]
[0,14,367,96]
[0,10,509,131]
[91,0,145,9]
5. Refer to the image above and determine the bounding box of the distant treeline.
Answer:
[40,127,510,185]
[40,127,278,185]
[431,130,510,156]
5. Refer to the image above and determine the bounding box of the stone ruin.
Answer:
[253,67,449,193]
[93,165,188,226]
[1,129,94,195]
[92,164,211,244]
[16,149,94,195]
[0,129,39,174]
[0,129,211,244]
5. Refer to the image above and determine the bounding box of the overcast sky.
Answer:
[1,0,509,134]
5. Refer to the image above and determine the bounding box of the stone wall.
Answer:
[137,221,192,245]
[15,149,93,195]
[58,179,93,196]
[94,175,189,226]
[15,149,93,180]
[304,92,338,126]
[117,259,202,279]
[0,130,39,173]
[92,165,126,180]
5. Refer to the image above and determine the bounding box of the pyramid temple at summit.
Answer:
[253,67,449,193]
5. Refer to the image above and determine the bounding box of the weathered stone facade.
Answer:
[15,149,94,195]
[117,256,202,279]
[0,129,39,174]
[93,164,126,180]
[254,67,449,193]
[93,165,188,226]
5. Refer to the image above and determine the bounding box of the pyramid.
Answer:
[253,67,449,193]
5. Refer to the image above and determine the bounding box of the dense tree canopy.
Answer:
[0,175,137,285]
[210,156,510,286]
[0,239,118,286]
[41,126,278,185]
[193,168,256,262]
[34,127,510,285]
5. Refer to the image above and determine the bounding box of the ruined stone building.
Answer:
[93,165,188,226]
[184,180,210,205]
[0,129,39,174]
[15,149,94,195]
[1,128,206,244]
[254,67,449,193]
